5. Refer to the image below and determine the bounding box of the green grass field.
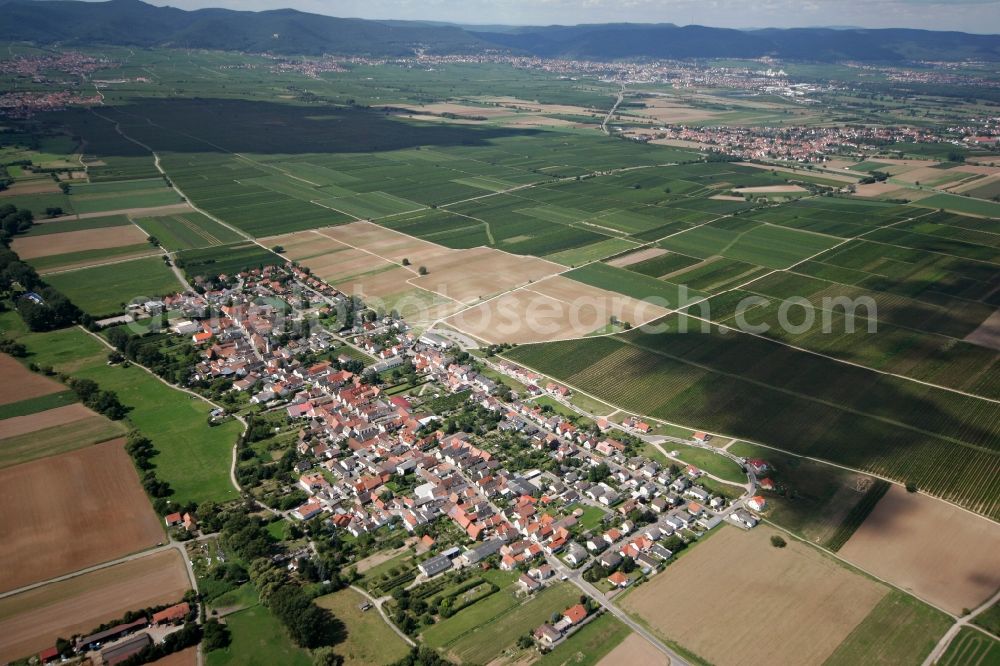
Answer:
[314,587,411,666]
[205,604,311,666]
[973,600,1000,636]
[422,582,579,662]
[0,390,77,420]
[824,591,952,666]
[46,256,183,316]
[664,442,746,483]
[11,324,240,505]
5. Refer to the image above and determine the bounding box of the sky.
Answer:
[134,0,1000,33]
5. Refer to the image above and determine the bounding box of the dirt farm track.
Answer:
[0,439,164,593]
[0,550,190,663]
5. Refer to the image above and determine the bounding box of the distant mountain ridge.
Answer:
[1,0,999,62]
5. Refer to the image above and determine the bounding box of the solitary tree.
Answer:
[770,535,787,548]
[418,266,428,276]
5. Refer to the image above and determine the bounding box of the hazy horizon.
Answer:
[67,0,1000,34]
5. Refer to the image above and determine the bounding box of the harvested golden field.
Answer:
[0,354,64,405]
[0,549,190,663]
[12,225,149,259]
[838,486,1000,615]
[621,526,886,666]
[596,634,667,666]
[606,247,667,268]
[319,221,454,267]
[0,439,164,593]
[409,247,562,304]
[0,402,96,439]
[445,275,669,344]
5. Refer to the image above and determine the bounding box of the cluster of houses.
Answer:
[533,603,594,648]
[155,264,766,599]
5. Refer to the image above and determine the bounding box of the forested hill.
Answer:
[2,0,999,62]
[0,0,486,56]
[471,24,1000,62]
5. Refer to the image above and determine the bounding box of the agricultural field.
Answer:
[0,438,164,593]
[134,211,245,251]
[504,316,1000,520]
[823,591,952,666]
[837,485,1000,615]
[620,525,938,666]
[0,353,64,404]
[175,241,281,280]
[314,587,411,666]
[0,549,190,664]
[447,274,670,343]
[10,325,241,505]
[597,633,668,666]
[11,221,149,260]
[935,628,1000,666]
[64,177,184,215]
[45,256,183,316]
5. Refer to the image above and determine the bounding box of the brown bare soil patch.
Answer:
[0,180,60,196]
[0,439,164,593]
[606,247,667,268]
[0,550,189,663]
[620,526,885,666]
[12,225,148,259]
[838,485,1000,614]
[596,634,667,666]
[0,403,96,439]
[446,275,669,344]
[0,354,64,405]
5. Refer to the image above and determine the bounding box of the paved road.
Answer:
[545,554,686,665]
[602,84,626,135]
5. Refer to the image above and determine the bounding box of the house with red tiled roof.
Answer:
[563,604,588,625]
[608,571,630,588]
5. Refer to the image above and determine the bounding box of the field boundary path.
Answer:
[349,585,417,648]
[922,587,1000,666]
